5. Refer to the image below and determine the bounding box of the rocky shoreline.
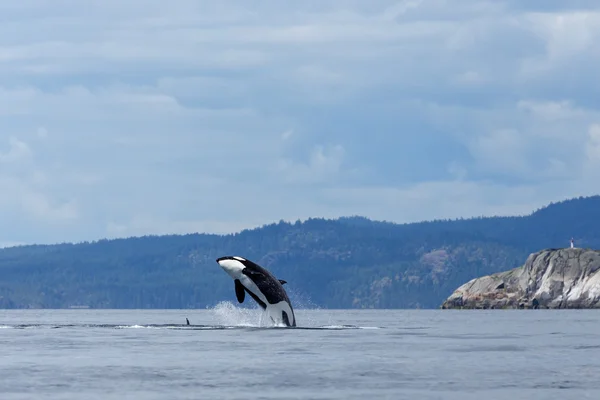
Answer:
[441,248,600,309]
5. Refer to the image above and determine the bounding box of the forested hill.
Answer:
[1,196,599,309]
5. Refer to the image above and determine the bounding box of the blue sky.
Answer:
[1,0,600,246]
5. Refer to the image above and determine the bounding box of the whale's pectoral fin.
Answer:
[234,279,245,303]
[278,279,287,285]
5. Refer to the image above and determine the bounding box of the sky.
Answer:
[1,0,600,246]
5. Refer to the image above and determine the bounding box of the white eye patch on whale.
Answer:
[216,255,296,327]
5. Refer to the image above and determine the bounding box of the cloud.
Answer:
[0,135,79,229]
[278,144,346,184]
[585,124,600,164]
[468,129,528,177]
[0,137,32,166]
[0,0,600,245]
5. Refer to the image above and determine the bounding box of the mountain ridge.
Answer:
[5,195,594,249]
[1,195,599,309]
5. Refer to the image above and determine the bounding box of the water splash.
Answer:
[287,288,321,311]
[285,288,331,327]
[209,301,278,328]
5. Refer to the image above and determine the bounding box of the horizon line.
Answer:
[2,194,597,250]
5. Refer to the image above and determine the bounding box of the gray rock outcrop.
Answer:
[441,248,600,309]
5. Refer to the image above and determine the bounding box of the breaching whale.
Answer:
[216,255,296,327]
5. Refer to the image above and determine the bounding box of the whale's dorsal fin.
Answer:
[234,279,245,303]
[278,279,287,285]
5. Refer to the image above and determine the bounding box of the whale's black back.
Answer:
[239,258,292,307]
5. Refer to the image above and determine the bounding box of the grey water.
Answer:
[1,304,599,400]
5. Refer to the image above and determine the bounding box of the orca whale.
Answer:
[216,255,296,327]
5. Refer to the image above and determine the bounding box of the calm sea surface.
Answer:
[1,305,599,399]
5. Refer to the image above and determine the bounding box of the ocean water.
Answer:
[1,304,599,399]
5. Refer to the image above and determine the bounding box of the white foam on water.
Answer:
[116,324,161,329]
[0,321,380,331]
[317,325,381,330]
[206,289,382,330]
[209,301,277,328]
